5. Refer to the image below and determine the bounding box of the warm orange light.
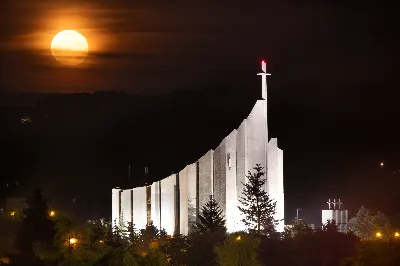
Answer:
[236,235,241,241]
[99,240,104,243]
[69,238,78,245]
[376,232,382,238]
[49,210,55,217]
[395,232,399,237]
[380,162,384,167]
[51,30,88,65]
[10,211,16,217]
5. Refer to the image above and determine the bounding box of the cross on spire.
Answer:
[257,60,271,100]
[327,199,332,209]
[332,199,337,209]
[338,199,343,210]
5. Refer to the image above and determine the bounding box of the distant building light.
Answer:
[21,116,33,124]
[376,232,382,238]
[380,162,384,167]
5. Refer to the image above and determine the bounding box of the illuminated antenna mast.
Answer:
[257,60,271,100]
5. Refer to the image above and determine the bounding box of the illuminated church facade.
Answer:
[112,61,284,235]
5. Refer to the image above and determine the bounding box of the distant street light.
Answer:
[376,232,382,238]
[69,238,78,245]
[236,235,241,241]
[395,232,399,238]
[380,162,384,167]
[296,208,303,222]
[49,210,55,217]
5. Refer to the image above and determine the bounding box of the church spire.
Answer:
[257,60,271,100]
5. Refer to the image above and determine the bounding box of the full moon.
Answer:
[51,30,89,66]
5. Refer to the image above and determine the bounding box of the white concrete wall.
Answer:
[322,210,335,226]
[277,147,284,232]
[225,130,238,232]
[179,163,197,235]
[132,186,147,230]
[121,189,132,227]
[267,138,284,232]
[198,150,213,212]
[179,166,189,235]
[111,188,121,227]
[151,181,161,229]
[322,209,348,231]
[213,143,226,217]
[246,100,268,189]
[236,120,247,231]
[187,163,197,231]
[212,130,238,232]
[161,174,176,236]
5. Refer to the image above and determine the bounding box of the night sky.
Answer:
[0,1,398,224]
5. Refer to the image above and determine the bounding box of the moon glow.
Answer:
[51,30,89,66]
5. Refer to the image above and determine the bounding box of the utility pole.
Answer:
[296,208,303,223]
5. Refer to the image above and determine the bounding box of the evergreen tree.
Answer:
[106,217,125,247]
[138,221,167,250]
[283,219,313,240]
[323,219,339,233]
[126,221,138,245]
[187,196,226,266]
[15,189,56,264]
[195,195,226,234]
[238,164,277,235]
[215,232,261,266]
[162,234,188,266]
[347,206,375,240]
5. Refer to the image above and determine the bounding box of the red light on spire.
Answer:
[260,59,267,72]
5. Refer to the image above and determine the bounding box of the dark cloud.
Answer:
[0,0,397,94]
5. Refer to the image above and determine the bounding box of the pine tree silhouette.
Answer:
[238,164,277,234]
[195,195,226,234]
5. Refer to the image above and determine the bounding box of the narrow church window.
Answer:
[227,153,231,169]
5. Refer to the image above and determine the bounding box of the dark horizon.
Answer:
[1,85,399,226]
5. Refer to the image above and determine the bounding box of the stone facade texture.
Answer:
[198,150,213,211]
[121,189,132,226]
[151,181,161,229]
[132,186,147,230]
[179,166,189,235]
[160,175,176,235]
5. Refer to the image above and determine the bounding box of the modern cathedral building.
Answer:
[112,61,284,235]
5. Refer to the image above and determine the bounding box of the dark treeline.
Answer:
[1,166,400,265]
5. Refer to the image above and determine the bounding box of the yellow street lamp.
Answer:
[236,235,241,241]
[376,232,382,238]
[395,232,399,238]
[69,238,78,245]
[49,210,55,217]
[10,211,16,217]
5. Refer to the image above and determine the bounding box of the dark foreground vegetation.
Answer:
[1,166,400,265]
